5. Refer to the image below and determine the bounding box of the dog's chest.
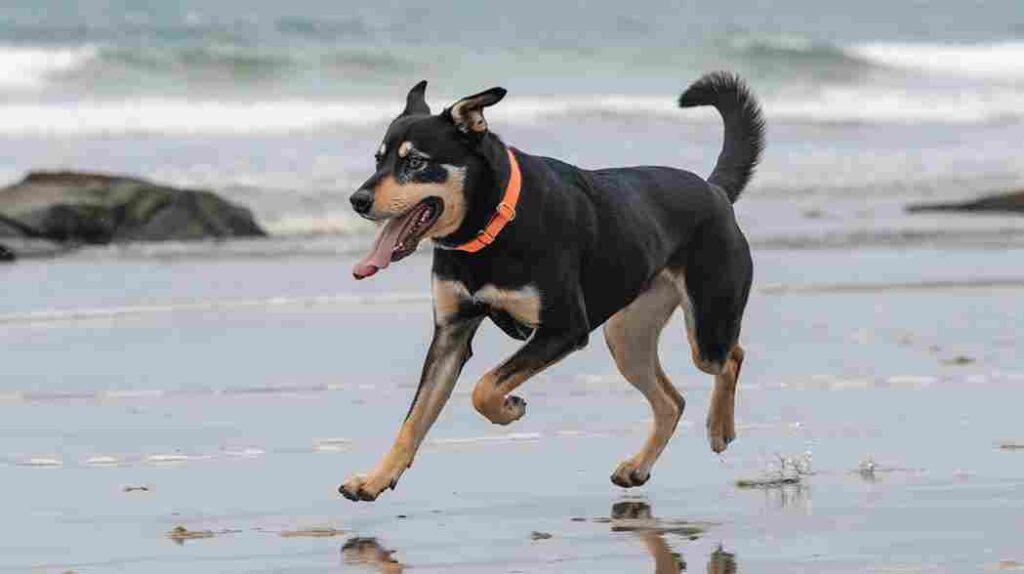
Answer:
[473,284,541,327]
[433,278,542,327]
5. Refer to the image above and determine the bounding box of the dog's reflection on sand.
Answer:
[707,545,738,574]
[339,502,737,573]
[341,537,403,574]
[610,500,738,574]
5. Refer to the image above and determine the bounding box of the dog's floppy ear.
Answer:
[402,80,431,116]
[445,87,507,134]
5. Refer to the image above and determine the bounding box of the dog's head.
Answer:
[350,81,507,279]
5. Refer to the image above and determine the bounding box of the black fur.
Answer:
[357,71,762,387]
[679,72,765,202]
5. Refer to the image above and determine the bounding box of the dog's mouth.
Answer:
[353,198,443,280]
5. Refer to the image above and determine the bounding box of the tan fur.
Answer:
[604,271,684,486]
[370,168,467,238]
[340,324,474,500]
[432,278,470,324]
[397,141,413,158]
[664,268,742,452]
[470,372,506,423]
[341,538,404,574]
[450,98,489,133]
[474,284,542,327]
[707,344,744,453]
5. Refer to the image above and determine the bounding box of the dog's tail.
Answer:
[679,72,765,203]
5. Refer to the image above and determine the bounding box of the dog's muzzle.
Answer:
[350,188,374,215]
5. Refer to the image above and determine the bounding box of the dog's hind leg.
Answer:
[706,344,744,454]
[670,233,751,455]
[604,272,685,488]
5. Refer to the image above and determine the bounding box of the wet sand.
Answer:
[2,247,1024,572]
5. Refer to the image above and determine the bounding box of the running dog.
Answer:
[341,72,763,501]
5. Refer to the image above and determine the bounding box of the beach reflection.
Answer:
[341,537,403,574]
[338,502,736,573]
[610,500,738,573]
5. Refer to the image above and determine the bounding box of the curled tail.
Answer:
[679,72,765,203]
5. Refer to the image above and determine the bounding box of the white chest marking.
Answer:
[431,278,542,327]
[474,284,542,327]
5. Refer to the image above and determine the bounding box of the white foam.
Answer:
[885,375,937,388]
[83,455,122,467]
[145,453,211,465]
[765,86,1024,124]
[0,44,98,90]
[19,457,63,467]
[223,447,265,458]
[264,212,373,237]
[0,292,431,325]
[314,438,353,452]
[429,432,542,446]
[0,98,397,136]
[849,41,1024,80]
[0,84,1018,137]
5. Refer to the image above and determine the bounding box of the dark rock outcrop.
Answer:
[0,171,266,245]
[908,190,1024,214]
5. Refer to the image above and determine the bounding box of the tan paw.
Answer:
[610,458,651,488]
[706,414,736,454]
[338,472,398,502]
[480,394,527,425]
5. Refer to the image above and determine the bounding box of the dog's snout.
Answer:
[350,188,374,214]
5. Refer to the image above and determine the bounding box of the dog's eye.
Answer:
[407,156,426,170]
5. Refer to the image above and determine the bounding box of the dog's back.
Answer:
[515,73,764,330]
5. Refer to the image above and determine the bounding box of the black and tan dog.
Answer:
[341,72,764,501]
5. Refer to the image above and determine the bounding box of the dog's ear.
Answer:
[445,87,506,134]
[402,80,431,116]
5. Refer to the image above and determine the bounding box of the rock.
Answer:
[0,244,13,262]
[0,171,266,244]
[908,189,1024,214]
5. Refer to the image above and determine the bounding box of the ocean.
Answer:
[1,0,1023,251]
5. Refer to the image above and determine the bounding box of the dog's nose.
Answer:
[350,188,374,214]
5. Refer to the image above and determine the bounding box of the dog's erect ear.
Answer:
[446,87,507,134]
[402,80,431,116]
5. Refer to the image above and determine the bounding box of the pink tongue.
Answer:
[352,210,419,280]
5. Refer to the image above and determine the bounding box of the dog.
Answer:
[340,72,763,501]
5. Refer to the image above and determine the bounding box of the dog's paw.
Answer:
[706,414,736,454]
[338,473,397,502]
[498,395,527,424]
[610,459,651,488]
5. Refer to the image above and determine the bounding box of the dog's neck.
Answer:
[434,134,511,249]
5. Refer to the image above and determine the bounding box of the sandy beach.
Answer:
[2,246,1023,573]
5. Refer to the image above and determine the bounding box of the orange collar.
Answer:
[453,148,521,253]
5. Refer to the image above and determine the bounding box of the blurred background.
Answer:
[1,0,1023,253]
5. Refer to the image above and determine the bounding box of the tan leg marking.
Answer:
[707,345,744,454]
[471,368,531,426]
[604,272,684,488]
[432,277,470,324]
[665,268,742,453]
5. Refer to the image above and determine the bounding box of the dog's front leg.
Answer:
[472,327,587,425]
[340,316,482,502]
